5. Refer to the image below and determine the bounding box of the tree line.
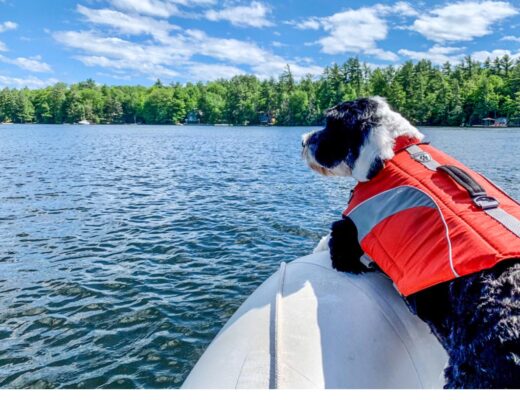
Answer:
[1,55,519,126]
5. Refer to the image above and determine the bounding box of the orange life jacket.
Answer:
[343,136,520,296]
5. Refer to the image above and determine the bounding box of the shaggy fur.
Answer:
[302,97,520,389]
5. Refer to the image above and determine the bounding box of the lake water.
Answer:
[0,125,518,388]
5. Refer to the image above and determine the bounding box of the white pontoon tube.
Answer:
[182,251,448,389]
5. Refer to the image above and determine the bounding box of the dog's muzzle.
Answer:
[301,130,336,176]
[302,131,317,147]
[301,131,315,159]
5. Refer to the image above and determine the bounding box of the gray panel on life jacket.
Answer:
[347,186,437,242]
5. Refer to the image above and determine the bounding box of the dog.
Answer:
[302,97,520,389]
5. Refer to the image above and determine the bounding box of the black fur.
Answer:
[329,217,369,275]
[366,157,384,180]
[317,98,520,389]
[311,98,381,169]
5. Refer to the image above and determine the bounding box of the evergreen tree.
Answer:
[1,55,520,127]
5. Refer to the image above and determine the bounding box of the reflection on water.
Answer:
[0,125,518,388]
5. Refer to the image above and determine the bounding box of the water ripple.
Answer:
[0,125,518,388]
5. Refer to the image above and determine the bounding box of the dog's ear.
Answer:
[325,98,381,170]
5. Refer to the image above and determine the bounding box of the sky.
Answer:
[0,0,520,88]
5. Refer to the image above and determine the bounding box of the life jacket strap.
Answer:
[484,208,520,238]
[406,145,440,171]
[406,145,520,238]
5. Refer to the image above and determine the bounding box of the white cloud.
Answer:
[291,3,416,61]
[0,21,52,74]
[0,75,58,89]
[107,0,177,18]
[76,5,179,42]
[0,21,17,33]
[411,1,518,42]
[54,30,192,64]
[398,45,465,64]
[391,1,418,16]
[187,29,270,64]
[399,46,520,64]
[501,35,520,42]
[0,54,53,72]
[290,1,417,32]
[205,1,272,28]
[185,29,321,79]
[318,7,398,61]
[187,63,246,81]
[54,1,325,82]
[109,0,215,18]
[271,41,286,48]
[319,8,387,54]
[290,18,321,30]
[365,48,400,62]
[54,28,322,81]
[471,49,520,61]
[75,55,179,78]
[374,1,418,17]
[54,30,189,79]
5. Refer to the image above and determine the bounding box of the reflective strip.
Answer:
[347,185,458,278]
[347,186,436,242]
[485,208,520,237]
[406,145,440,171]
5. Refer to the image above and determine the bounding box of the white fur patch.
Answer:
[352,97,423,182]
[329,161,352,177]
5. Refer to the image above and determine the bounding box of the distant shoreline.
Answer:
[2,122,518,129]
[1,56,519,128]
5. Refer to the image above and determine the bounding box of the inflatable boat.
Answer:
[182,251,448,389]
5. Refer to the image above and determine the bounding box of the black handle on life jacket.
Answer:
[437,165,499,210]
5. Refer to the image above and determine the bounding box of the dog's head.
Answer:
[302,97,423,182]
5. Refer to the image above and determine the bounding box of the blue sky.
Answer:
[0,0,520,88]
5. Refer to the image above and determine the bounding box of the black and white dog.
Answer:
[302,97,520,389]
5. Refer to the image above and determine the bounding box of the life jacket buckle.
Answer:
[411,151,432,163]
[473,195,500,210]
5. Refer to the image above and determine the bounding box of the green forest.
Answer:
[1,55,520,126]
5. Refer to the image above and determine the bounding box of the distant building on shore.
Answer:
[186,110,202,124]
[259,112,275,125]
[484,117,507,127]
[473,117,508,128]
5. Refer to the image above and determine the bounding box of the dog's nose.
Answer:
[301,131,315,148]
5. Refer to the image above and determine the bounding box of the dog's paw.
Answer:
[313,233,331,254]
[330,218,370,274]
[331,256,369,274]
